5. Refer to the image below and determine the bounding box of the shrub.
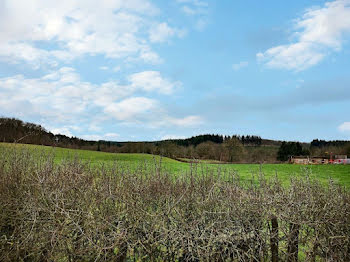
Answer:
[1,148,349,261]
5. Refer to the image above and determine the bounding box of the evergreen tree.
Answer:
[277,142,305,161]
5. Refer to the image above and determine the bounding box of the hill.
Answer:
[1,117,350,163]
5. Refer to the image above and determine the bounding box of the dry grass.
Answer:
[1,148,350,261]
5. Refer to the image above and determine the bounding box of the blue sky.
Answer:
[1,0,350,142]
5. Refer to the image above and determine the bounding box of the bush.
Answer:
[1,148,349,261]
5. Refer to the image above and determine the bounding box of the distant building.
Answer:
[290,156,309,164]
[290,156,349,165]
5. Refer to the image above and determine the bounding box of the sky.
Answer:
[0,0,350,142]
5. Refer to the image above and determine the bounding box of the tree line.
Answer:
[311,139,350,148]
[0,117,267,162]
[168,134,262,147]
[1,117,349,163]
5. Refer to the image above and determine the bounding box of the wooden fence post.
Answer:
[270,216,279,262]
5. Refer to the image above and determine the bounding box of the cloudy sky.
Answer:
[1,0,350,142]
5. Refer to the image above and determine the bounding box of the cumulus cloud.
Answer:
[0,0,177,67]
[257,0,350,71]
[0,1,204,140]
[338,122,350,132]
[128,71,182,94]
[0,67,201,132]
[104,97,158,121]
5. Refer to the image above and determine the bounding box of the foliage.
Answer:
[224,137,246,162]
[277,142,309,161]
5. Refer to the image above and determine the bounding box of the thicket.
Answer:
[1,148,350,261]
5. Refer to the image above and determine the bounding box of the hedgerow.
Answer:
[1,148,349,261]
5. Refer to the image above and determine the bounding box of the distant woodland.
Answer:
[1,117,349,163]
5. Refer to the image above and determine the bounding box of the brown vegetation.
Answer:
[1,148,350,261]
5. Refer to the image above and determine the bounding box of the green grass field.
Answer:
[1,142,350,187]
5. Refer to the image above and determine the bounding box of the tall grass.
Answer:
[1,148,349,261]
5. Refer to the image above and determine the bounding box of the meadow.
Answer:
[1,142,349,187]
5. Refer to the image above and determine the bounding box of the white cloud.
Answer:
[0,68,161,121]
[338,122,350,132]
[139,48,163,64]
[50,127,73,137]
[128,71,181,94]
[0,0,169,67]
[258,0,350,71]
[149,22,186,43]
[257,42,325,71]
[104,97,158,121]
[0,67,201,130]
[161,135,187,140]
[99,66,109,70]
[232,61,249,71]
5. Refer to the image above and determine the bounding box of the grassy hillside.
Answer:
[1,142,350,187]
